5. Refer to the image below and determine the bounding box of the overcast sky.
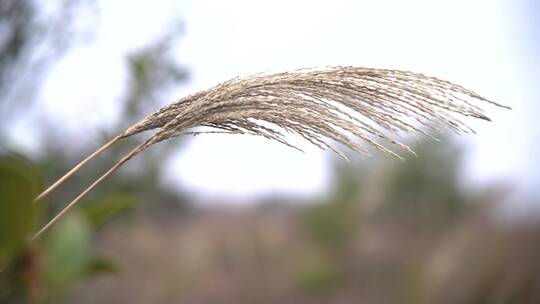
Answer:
[17,0,540,206]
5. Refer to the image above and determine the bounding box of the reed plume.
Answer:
[32,66,509,239]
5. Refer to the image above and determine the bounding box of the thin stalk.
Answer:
[33,135,122,203]
[32,140,146,240]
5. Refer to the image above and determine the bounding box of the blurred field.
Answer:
[70,205,540,304]
[61,142,540,304]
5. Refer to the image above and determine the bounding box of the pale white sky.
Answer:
[18,0,540,205]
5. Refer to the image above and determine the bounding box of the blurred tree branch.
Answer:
[0,0,96,135]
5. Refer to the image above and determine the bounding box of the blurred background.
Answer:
[1,0,539,303]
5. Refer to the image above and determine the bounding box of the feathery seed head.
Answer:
[121,66,508,159]
[32,66,509,239]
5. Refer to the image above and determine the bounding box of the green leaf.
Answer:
[86,257,120,276]
[0,156,42,268]
[80,192,136,228]
[44,214,92,289]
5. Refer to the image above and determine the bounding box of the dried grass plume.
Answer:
[32,66,509,238]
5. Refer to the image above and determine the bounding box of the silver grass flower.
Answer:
[32,66,509,238]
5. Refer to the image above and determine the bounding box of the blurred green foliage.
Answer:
[294,253,342,293]
[0,156,135,303]
[80,193,136,228]
[379,138,469,224]
[44,214,94,291]
[43,213,120,298]
[0,156,42,268]
[304,201,354,252]
[297,138,477,298]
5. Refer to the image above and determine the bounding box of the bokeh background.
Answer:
[1,0,539,303]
